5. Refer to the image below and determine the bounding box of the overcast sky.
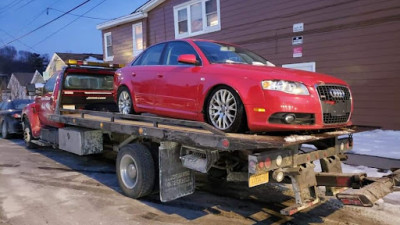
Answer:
[0,0,148,57]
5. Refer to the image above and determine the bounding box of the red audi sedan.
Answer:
[114,39,352,133]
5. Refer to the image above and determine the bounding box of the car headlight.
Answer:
[261,80,309,95]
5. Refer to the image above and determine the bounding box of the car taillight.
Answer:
[12,113,21,119]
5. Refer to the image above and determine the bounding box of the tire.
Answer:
[205,86,246,133]
[23,118,36,149]
[117,87,134,114]
[1,121,10,139]
[116,143,155,198]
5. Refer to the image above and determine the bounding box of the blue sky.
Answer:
[0,0,148,57]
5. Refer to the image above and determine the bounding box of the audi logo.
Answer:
[329,89,346,98]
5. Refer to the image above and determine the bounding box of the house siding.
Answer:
[102,19,147,64]
[101,0,400,129]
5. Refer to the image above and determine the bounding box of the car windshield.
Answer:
[194,41,274,66]
[64,73,113,90]
[9,99,33,110]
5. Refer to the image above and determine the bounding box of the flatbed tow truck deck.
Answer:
[45,109,399,215]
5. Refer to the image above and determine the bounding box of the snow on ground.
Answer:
[349,129,400,159]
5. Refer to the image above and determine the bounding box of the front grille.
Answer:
[323,112,350,124]
[316,85,352,124]
[316,85,351,101]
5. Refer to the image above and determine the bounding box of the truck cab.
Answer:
[22,60,121,146]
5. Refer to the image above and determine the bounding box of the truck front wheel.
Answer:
[23,119,36,149]
[116,143,155,198]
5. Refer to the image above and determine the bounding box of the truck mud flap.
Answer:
[336,169,400,206]
[159,142,195,202]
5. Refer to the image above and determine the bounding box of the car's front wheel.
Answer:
[206,86,246,133]
[117,87,134,114]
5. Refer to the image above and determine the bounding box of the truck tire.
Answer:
[23,118,36,149]
[1,121,10,139]
[117,143,155,198]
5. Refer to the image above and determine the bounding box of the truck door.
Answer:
[37,73,62,128]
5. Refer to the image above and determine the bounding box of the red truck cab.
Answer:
[22,60,120,146]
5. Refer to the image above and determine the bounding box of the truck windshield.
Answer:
[64,73,113,90]
[194,41,274,66]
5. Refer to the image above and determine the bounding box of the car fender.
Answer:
[22,102,41,138]
[199,75,265,113]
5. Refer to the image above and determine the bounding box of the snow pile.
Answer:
[86,56,103,63]
[349,129,400,159]
[284,135,319,143]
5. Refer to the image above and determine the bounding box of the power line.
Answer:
[1,0,91,48]
[0,28,37,52]
[0,0,25,15]
[47,6,110,20]
[34,0,107,47]
[16,0,36,10]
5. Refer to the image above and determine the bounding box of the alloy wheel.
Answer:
[208,89,237,130]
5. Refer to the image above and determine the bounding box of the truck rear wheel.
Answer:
[116,143,155,198]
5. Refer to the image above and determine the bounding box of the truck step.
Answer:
[180,149,219,173]
[31,140,52,147]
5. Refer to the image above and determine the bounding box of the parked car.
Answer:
[114,39,353,133]
[0,99,33,138]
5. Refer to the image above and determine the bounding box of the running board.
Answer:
[31,140,52,147]
[336,169,400,206]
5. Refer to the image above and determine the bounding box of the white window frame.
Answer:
[103,32,114,61]
[173,0,221,39]
[282,62,316,72]
[132,22,144,57]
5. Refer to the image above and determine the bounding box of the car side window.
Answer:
[44,74,57,94]
[135,43,166,66]
[163,41,201,65]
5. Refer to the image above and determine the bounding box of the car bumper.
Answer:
[245,90,352,132]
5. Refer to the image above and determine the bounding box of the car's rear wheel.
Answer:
[118,87,134,114]
[206,86,246,133]
[1,121,10,139]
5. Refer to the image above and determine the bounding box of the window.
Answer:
[174,0,221,39]
[132,22,144,57]
[194,41,271,66]
[44,74,57,94]
[104,32,113,61]
[64,73,114,90]
[162,41,200,65]
[135,43,166,66]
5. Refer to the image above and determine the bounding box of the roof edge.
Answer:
[96,0,165,30]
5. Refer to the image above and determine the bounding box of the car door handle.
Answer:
[157,74,163,78]
[132,72,136,77]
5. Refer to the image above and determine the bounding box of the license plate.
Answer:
[249,172,269,187]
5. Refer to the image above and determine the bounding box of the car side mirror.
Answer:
[177,54,199,65]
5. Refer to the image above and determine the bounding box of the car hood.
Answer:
[208,64,348,86]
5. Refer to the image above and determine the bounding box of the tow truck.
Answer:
[22,60,400,215]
